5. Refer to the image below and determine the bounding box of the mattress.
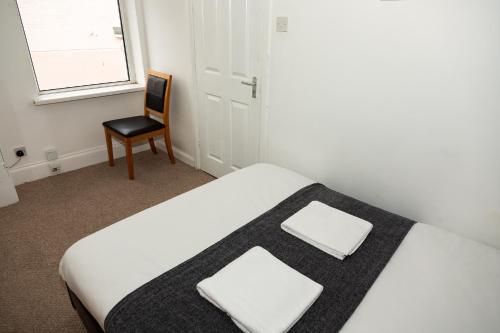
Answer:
[59,163,500,332]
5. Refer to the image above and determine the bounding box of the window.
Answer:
[16,0,133,92]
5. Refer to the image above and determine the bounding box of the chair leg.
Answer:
[104,128,115,167]
[164,128,176,164]
[125,139,134,180]
[148,138,158,154]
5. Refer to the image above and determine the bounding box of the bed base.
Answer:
[66,284,105,333]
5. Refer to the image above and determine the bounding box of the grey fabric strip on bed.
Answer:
[105,184,415,333]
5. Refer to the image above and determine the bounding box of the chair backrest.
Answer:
[144,69,172,125]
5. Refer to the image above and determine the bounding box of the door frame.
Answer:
[187,0,273,172]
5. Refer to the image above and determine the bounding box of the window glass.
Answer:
[17,0,130,91]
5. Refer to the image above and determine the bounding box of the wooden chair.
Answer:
[102,70,175,180]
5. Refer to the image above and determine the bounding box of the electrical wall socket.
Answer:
[276,17,288,32]
[13,146,27,157]
[45,147,58,161]
[49,162,61,174]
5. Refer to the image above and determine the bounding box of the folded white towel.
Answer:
[196,246,323,333]
[281,201,373,260]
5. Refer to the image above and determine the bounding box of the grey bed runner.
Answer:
[105,183,415,333]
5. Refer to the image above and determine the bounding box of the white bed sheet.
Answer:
[341,223,500,333]
[59,163,500,332]
[59,163,314,328]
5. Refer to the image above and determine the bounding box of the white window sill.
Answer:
[33,83,145,106]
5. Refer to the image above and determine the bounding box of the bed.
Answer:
[59,163,500,332]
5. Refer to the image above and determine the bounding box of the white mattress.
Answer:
[59,163,500,332]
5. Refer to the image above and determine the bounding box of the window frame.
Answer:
[16,0,137,96]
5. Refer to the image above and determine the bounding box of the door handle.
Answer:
[241,76,257,98]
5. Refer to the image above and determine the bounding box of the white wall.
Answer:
[0,0,145,184]
[266,0,500,248]
[140,0,198,165]
[0,0,195,185]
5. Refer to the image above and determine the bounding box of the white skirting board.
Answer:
[9,141,196,186]
[155,140,196,167]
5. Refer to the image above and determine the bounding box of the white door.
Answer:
[192,0,268,178]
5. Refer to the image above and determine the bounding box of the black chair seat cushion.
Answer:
[103,116,165,138]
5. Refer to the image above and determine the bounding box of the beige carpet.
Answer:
[0,151,214,332]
